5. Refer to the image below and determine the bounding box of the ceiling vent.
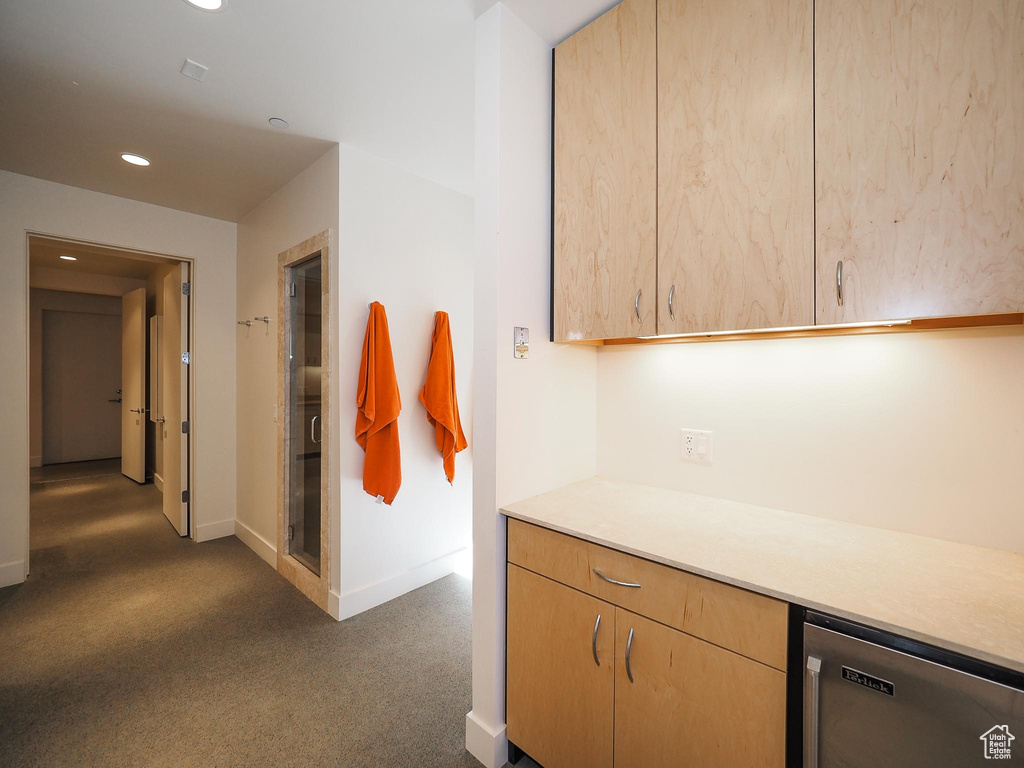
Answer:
[180,59,209,82]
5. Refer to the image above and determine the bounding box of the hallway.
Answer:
[0,465,477,767]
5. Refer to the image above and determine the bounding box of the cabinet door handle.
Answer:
[311,415,321,444]
[806,655,823,768]
[592,614,602,667]
[634,288,642,324]
[625,627,635,683]
[593,568,641,589]
[836,260,844,307]
[668,284,676,321]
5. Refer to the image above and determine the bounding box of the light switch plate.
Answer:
[681,429,713,464]
[514,327,529,359]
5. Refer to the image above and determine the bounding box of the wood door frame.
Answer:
[22,230,198,574]
[276,230,332,613]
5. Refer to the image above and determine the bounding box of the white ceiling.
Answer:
[498,0,620,45]
[29,236,180,279]
[0,0,476,221]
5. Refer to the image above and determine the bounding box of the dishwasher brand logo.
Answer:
[980,725,1014,760]
[840,666,894,696]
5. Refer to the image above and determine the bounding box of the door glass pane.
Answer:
[286,254,322,574]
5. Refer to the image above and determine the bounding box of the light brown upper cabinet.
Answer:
[553,0,657,341]
[815,0,1024,323]
[657,0,814,333]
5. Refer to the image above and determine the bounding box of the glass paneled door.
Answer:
[285,253,323,575]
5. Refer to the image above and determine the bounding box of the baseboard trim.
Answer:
[466,710,508,768]
[332,547,468,622]
[234,519,276,567]
[0,560,27,589]
[195,518,235,542]
[153,472,164,492]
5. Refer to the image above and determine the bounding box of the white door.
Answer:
[42,310,122,464]
[121,288,147,482]
[161,264,190,536]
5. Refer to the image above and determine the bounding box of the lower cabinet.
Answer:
[506,564,614,768]
[506,521,789,768]
[613,609,786,768]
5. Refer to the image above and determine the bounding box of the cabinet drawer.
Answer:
[508,518,788,670]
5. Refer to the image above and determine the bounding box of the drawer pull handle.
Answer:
[593,569,641,589]
[668,284,676,321]
[634,288,642,324]
[592,614,602,667]
[625,627,635,683]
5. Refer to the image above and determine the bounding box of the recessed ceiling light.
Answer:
[60,255,77,261]
[183,0,224,11]
[268,117,289,129]
[121,153,150,167]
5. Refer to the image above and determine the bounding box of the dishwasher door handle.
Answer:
[807,655,823,768]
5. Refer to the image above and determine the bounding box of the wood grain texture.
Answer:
[816,0,1024,322]
[553,0,657,341]
[614,609,787,768]
[506,564,614,768]
[276,230,332,613]
[657,0,814,333]
[508,518,789,670]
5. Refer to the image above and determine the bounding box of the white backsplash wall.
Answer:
[596,326,1024,554]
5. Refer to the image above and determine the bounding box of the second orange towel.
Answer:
[355,302,402,504]
[419,311,468,484]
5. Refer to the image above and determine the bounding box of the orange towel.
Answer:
[356,302,402,504]
[419,311,468,484]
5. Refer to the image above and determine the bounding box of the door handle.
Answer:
[311,415,321,444]
[591,614,602,667]
[129,408,147,414]
[634,288,642,324]
[593,568,641,589]
[807,655,823,768]
[108,398,122,403]
[836,260,844,307]
[668,284,676,321]
[625,627,635,683]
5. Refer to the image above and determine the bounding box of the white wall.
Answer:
[334,143,474,619]
[235,146,341,567]
[597,326,1024,553]
[234,143,475,622]
[468,6,598,766]
[0,170,238,588]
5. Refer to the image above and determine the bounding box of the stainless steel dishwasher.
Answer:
[803,611,1024,767]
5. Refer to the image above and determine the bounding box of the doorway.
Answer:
[28,235,193,538]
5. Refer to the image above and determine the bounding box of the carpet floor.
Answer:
[0,462,483,767]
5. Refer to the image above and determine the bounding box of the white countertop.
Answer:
[501,477,1024,674]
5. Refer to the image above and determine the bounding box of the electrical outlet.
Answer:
[681,429,713,464]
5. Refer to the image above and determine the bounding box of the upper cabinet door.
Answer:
[657,0,814,334]
[553,0,657,341]
[816,0,1024,323]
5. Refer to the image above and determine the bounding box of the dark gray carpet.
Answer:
[0,466,480,767]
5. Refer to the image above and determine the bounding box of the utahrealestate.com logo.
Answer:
[980,725,1015,760]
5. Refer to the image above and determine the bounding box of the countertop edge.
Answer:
[501,506,1024,676]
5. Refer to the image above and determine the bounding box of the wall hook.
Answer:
[254,316,271,324]
[237,320,252,327]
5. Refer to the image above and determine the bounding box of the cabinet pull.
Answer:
[836,260,844,307]
[625,627,635,683]
[806,655,822,768]
[668,284,676,321]
[592,614,602,667]
[592,568,642,589]
[634,288,642,323]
